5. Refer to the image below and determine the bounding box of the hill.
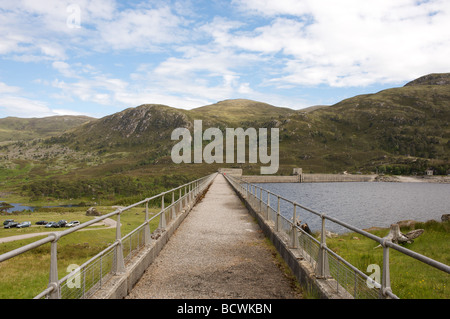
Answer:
[0,115,93,143]
[188,99,293,126]
[0,73,449,202]
[279,75,450,174]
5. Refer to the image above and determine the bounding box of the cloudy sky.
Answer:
[0,0,449,118]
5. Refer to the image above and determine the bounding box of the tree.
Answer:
[0,202,13,213]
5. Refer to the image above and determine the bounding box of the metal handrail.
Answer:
[0,172,217,299]
[0,174,214,264]
[224,173,450,299]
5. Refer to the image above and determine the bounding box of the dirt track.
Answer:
[0,218,117,244]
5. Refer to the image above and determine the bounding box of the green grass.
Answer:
[326,220,450,299]
[0,205,162,299]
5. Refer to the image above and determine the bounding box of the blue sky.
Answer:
[0,0,449,118]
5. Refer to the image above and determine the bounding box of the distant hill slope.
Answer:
[0,115,93,143]
[279,75,450,173]
[1,73,449,182]
[404,72,450,86]
[188,99,293,126]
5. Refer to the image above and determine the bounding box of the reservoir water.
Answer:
[0,203,81,213]
[255,182,450,234]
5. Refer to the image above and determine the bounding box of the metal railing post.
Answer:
[48,236,60,299]
[188,184,192,204]
[266,192,270,220]
[143,200,152,245]
[179,188,183,212]
[382,241,392,297]
[276,196,281,232]
[259,187,262,213]
[291,204,299,248]
[192,182,195,199]
[315,214,330,278]
[113,211,125,274]
[159,194,166,229]
[171,191,176,220]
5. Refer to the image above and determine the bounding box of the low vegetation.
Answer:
[327,220,450,299]
[0,206,162,299]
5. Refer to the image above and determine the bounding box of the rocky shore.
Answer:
[374,175,450,183]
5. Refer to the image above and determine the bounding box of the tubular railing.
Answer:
[0,172,217,299]
[223,173,450,299]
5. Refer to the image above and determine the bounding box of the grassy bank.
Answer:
[0,205,161,299]
[326,220,449,299]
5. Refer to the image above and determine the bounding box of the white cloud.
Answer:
[0,81,52,117]
[232,0,311,17]
[0,82,21,94]
[231,0,450,87]
[0,95,53,117]
[2,0,450,117]
[0,79,89,118]
[96,5,188,51]
[51,108,91,116]
[0,89,89,118]
[52,61,77,78]
[0,0,164,60]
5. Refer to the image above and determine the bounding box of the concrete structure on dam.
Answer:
[218,168,377,183]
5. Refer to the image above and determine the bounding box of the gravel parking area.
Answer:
[126,174,302,299]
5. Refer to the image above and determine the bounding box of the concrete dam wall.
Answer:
[241,173,376,183]
[302,174,377,183]
[241,175,301,183]
[218,168,377,183]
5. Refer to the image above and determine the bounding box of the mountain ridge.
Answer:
[0,115,94,143]
[404,72,450,87]
[1,73,449,186]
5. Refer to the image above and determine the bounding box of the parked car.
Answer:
[36,220,48,225]
[56,220,67,227]
[66,221,80,227]
[3,219,14,226]
[45,221,57,228]
[4,221,18,229]
[16,221,31,228]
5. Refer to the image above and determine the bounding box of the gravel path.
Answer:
[126,174,302,299]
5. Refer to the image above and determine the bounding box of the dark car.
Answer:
[17,221,31,228]
[4,221,18,229]
[56,220,67,227]
[3,219,14,226]
[36,220,48,225]
[45,222,57,228]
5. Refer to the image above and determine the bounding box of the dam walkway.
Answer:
[125,174,301,299]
